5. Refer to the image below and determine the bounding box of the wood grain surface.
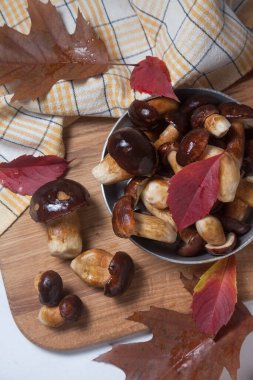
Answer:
[1,77,253,351]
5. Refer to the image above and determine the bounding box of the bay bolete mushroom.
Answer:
[34,270,63,307]
[191,104,231,137]
[92,127,158,185]
[30,179,90,259]
[71,248,135,297]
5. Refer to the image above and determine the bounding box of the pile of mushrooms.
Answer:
[92,95,253,257]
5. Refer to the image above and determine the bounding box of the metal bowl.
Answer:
[101,88,253,264]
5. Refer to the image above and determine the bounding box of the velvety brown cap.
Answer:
[30,179,90,222]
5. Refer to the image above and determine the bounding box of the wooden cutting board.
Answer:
[1,77,253,351]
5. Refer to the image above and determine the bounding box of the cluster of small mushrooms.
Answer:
[92,94,253,257]
[30,179,135,327]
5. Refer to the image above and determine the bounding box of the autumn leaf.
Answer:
[0,155,68,195]
[95,302,253,380]
[0,0,108,101]
[168,153,223,230]
[192,256,237,337]
[130,56,179,100]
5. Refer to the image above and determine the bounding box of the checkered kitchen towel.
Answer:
[0,0,252,235]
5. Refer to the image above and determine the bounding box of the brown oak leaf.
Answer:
[0,0,109,101]
[95,302,253,380]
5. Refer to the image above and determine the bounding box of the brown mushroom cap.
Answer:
[181,94,219,114]
[107,127,158,176]
[30,179,90,223]
[128,99,160,130]
[112,195,135,238]
[219,102,253,119]
[177,128,209,166]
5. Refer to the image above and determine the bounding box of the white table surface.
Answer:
[0,271,253,380]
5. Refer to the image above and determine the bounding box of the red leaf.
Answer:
[168,153,223,230]
[0,155,68,195]
[130,56,179,100]
[192,256,237,337]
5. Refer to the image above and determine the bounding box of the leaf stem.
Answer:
[109,62,138,67]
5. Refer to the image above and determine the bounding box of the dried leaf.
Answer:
[0,155,68,195]
[95,301,253,380]
[0,0,109,101]
[130,56,179,100]
[168,154,222,230]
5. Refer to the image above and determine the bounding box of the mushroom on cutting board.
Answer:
[30,179,90,259]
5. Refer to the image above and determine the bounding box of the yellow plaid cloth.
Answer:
[0,0,252,235]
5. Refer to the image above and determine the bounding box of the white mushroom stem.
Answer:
[225,197,249,221]
[167,151,183,173]
[47,211,82,259]
[141,196,177,230]
[154,124,180,149]
[236,178,253,207]
[133,212,177,243]
[204,114,231,138]
[92,154,131,185]
[200,145,224,160]
[142,179,169,209]
[196,216,226,245]
[218,152,241,203]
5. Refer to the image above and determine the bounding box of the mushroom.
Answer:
[191,104,231,137]
[34,270,63,307]
[141,178,169,209]
[219,216,250,236]
[226,121,245,166]
[124,176,149,207]
[147,96,179,116]
[195,216,226,245]
[30,179,90,259]
[225,197,250,221]
[38,294,83,327]
[92,127,158,185]
[178,228,205,257]
[218,152,241,203]
[154,112,186,149]
[181,94,218,114]
[176,128,210,166]
[71,249,135,297]
[128,99,160,130]
[159,143,183,174]
[219,102,253,119]
[205,233,237,255]
[112,195,177,243]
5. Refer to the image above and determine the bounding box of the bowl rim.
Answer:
[100,88,253,265]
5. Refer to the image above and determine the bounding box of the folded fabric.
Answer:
[0,0,252,235]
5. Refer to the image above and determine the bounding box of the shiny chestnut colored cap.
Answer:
[107,127,158,176]
[30,179,90,222]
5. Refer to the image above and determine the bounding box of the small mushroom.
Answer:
[181,94,218,114]
[128,99,160,130]
[225,197,249,221]
[34,270,63,307]
[141,178,169,209]
[191,104,231,137]
[147,96,179,116]
[104,251,135,297]
[70,248,113,288]
[219,216,251,236]
[178,228,205,257]
[71,249,135,297]
[176,128,209,166]
[92,127,158,184]
[154,123,180,149]
[38,295,83,327]
[219,102,253,119]
[124,176,149,207]
[112,195,177,243]
[236,178,253,207]
[30,179,90,259]
[195,216,226,245]
[205,233,237,255]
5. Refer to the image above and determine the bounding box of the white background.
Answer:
[1,272,253,380]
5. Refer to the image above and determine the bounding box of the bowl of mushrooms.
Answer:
[92,88,253,264]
